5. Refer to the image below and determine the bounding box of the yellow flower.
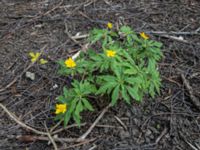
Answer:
[39,58,48,64]
[29,52,41,63]
[55,104,67,114]
[106,50,116,57]
[140,32,149,40]
[107,22,113,29]
[65,58,76,68]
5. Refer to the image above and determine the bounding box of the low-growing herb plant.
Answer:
[55,22,163,126]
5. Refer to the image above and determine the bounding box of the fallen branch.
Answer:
[0,103,47,135]
[159,34,191,44]
[145,31,200,35]
[45,123,58,150]
[16,135,88,143]
[0,103,93,150]
[77,103,112,142]
[181,74,200,110]
[155,128,167,143]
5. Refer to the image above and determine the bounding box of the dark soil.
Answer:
[1,0,200,150]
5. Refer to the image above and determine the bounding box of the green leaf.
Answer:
[120,26,133,35]
[75,101,83,115]
[153,41,163,48]
[89,29,107,44]
[111,85,120,106]
[63,87,68,98]
[64,111,71,127]
[127,86,141,102]
[73,113,81,127]
[149,83,155,98]
[82,98,94,111]
[69,99,78,113]
[96,82,117,95]
[125,76,142,85]
[99,75,116,82]
[112,66,121,79]
[121,86,130,104]
[124,69,137,75]
[57,59,65,66]
[82,84,96,95]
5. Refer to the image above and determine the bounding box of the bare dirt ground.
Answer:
[0,0,200,149]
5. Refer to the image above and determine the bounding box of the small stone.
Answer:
[120,130,130,139]
[25,71,35,80]
[52,84,58,90]
[145,129,152,137]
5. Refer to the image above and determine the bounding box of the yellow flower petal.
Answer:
[40,58,48,64]
[29,52,41,63]
[29,52,35,58]
[65,58,76,68]
[106,50,116,57]
[140,32,149,40]
[35,52,41,58]
[55,104,67,114]
[107,22,113,29]
[31,58,37,63]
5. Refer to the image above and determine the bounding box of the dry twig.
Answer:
[44,123,58,150]
[77,103,112,141]
[181,74,200,110]
[0,103,47,135]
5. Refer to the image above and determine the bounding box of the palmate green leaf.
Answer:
[73,113,81,127]
[100,60,109,72]
[120,26,133,35]
[64,111,71,127]
[98,75,116,82]
[121,85,130,104]
[111,85,120,106]
[82,98,94,111]
[75,101,83,115]
[121,50,135,65]
[71,80,79,88]
[124,69,137,75]
[149,83,155,98]
[126,86,141,102]
[154,80,161,94]
[122,62,138,75]
[109,31,118,37]
[112,65,122,79]
[69,99,78,113]
[127,35,133,45]
[149,41,163,48]
[102,35,108,47]
[82,84,97,95]
[96,82,117,95]
[89,29,107,44]
[87,48,96,57]
[57,59,65,66]
[63,87,68,98]
[125,76,143,86]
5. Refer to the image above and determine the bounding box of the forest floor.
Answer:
[0,0,200,150]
